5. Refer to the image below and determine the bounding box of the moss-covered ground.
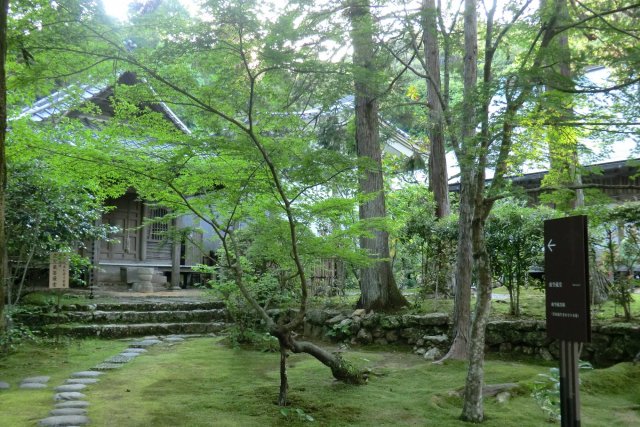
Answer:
[1,337,639,426]
[307,285,640,321]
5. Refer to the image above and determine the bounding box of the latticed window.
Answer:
[148,207,169,241]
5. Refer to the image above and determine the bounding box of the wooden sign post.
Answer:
[544,216,591,427]
[49,253,70,289]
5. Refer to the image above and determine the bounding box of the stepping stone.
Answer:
[120,352,142,358]
[55,384,87,392]
[54,392,87,401]
[104,355,135,364]
[70,371,102,378]
[50,408,88,416]
[0,381,10,390]
[143,335,159,340]
[130,339,161,347]
[125,348,147,353]
[22,376,50,384]
[55,401,90,409]
[20,383,48,389]
[164,337,185,343]
[65,378,99,385]
[38,415,89,426]
[93,363,124,370]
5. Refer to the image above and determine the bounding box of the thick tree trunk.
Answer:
[0,0,9,337]
[349,0,407,311]
[422,0,450,219]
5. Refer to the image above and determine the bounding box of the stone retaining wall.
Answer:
[272,308,640,366]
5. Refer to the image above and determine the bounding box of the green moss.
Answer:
[0,339,128,426]
[1,338,639,426]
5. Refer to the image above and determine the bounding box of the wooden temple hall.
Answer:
[19,72,218,291]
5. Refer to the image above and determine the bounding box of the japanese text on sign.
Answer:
[49,253,70,289]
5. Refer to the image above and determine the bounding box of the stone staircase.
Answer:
[20,300,229,338]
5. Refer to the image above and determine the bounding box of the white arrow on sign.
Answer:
[547,239,556,252]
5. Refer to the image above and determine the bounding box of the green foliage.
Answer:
[280,407,315,423]
[326,321,352,340]
[389,184,457,299]
[486,201,557,316]
[5,161,110,257]
[69,253,92,288]
[531,367,561,423]
[586,202,640,320]
[0,315,38,354]
[531,361,593,423]
[3,160,115,307]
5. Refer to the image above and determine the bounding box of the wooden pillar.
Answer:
[90,217,102,288]
[140,203,148,261]
[170,221,181,290]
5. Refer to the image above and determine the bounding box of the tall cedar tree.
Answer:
[348,0,407,311]
[422,0,450,218]
[0,0,8,337]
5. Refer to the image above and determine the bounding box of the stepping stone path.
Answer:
[55,383,87,392]
[0,335,192,427]
[20,376,50,390]
[65,378,99,385]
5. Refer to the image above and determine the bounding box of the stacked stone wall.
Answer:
[272,308,640,366]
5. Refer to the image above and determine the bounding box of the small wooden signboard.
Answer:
[544,215,591,342]
[544,215,590,427]
[49,253,70,289]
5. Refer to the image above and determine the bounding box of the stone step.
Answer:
[61,301,226,312]
[63,309,227,325]
[44,322,228,338]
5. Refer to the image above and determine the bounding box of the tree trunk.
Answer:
[278,343,289,406]
[440,0,477,362]
[440,173,473,360]
[348,0,407,311]
[422,0,450,219]
[461,210,492,422]
[0,0,9,337]
[273,327,366,385]
[508,281,516,316]
[223,227,367,388]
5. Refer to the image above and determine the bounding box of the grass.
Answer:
[1,337,639,426]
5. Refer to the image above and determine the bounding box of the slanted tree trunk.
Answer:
[422,0,450,219]
[219,232,366,406]
[0,0,9,337]
[348,0,407,311]
[273,327,365,385]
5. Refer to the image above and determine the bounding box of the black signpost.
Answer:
[544,215,590,427]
